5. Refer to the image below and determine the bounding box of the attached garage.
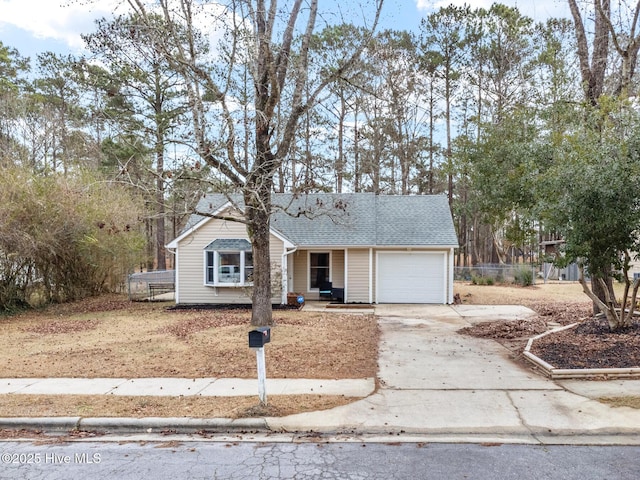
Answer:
[376,251,447,304]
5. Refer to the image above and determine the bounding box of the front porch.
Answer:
[284,248,349,303]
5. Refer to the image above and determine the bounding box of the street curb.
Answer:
[0,417,269,435]
[0,417,82,433]
[265,421,640,438]
[3,417,640,445]
[524,324,640,380]
[79,417,269,434]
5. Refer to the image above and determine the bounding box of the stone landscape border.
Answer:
[524,324,640,380]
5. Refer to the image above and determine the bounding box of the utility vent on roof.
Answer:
[204,239,252,251]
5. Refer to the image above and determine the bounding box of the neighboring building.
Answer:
[166,193,459,305]
[540,239,581,281]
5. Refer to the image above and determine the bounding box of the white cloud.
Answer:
[416,0,490,12]
[0,0,126,50]
[415,0,570,22]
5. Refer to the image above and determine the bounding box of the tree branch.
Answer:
[628,277,640,325]
[276,0,384,160]
[567,0,592,94]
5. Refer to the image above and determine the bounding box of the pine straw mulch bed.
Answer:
[458,301,640,370]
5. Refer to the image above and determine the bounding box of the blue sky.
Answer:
[0,0,570,61]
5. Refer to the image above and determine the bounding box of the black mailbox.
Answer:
[248,327,271,348]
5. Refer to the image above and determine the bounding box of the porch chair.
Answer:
[319,281,333,300]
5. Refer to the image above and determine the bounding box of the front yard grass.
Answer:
[0,295,378,379]
[0,295,378,417]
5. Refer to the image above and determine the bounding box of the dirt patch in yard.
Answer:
[599,397,640,409]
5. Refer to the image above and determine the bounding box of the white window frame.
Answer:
[205,250,253,287]
[307,251,332,292]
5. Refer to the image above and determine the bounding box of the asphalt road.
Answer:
[1,440,639,479]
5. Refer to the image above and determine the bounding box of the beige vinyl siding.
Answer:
[371,249,376,303]
[176,217,283,304]
[291,249,308,297]
[346,248,370,303]
[331,250,345,289]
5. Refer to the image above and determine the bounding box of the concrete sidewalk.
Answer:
[2,304,640,444]
[0,377,374,398]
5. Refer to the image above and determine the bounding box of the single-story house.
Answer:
[166,193,459,305]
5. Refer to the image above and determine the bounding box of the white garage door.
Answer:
[377,252,446,303]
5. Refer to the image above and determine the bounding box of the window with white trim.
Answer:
[205,239,253,286]
[309,252,330,289]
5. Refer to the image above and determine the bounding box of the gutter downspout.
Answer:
[369,248,373,304]
[281,247,298,304]
[449,247,455,304]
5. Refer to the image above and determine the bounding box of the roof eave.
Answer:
[289,243,459,249]
[167,205,297,250]
[165,201,233,249]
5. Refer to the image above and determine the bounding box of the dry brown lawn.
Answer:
[455,281,593,306]
[0,295,377,418]
[599,397,640,409]
[0,394,356,419]
[1,295,378,379]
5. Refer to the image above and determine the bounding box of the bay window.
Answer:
[204,239,253,286]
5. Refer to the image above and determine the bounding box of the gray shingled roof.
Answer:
[184,193,458,247]
[204,239,252,251]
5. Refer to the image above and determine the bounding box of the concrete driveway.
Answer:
[270,304,640,443]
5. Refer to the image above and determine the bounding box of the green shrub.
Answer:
[472,275,496,286]
[514,267,534,286]
[0,167,145,310]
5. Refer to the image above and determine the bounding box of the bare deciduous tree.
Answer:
[125,0,382,325]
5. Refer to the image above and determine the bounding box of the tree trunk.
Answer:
[354,103,361,192]
[336,94,345,193]
[145,217,154,271]
[568,0,610,106]
[470,218,479,265]
[156,149,166,270]
[590,275,608,315]
[245,188,273,327]
[445,68,453,206]
[428,78,435,195]
[580,267,621,330]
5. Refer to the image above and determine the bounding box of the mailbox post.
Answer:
[248,327,271,405]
